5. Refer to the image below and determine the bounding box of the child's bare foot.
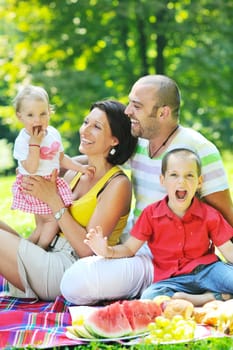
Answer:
[172,292,216,306]
[221,293,232,301]
[173,291,232,306]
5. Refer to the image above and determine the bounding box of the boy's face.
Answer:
[17,98,50,134]
[160,153,202,217]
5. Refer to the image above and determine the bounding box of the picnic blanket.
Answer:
[0,275,82,349]
[0,275,231,349]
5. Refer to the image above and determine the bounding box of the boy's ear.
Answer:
[160,174,165,186]
[197,175,203,190]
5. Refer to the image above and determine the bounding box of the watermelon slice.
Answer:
[122,299,162,334]
[84,299,161,338]
[85,301,132,338]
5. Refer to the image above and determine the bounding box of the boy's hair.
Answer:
[13,85,53,112]
[161,148,202,176]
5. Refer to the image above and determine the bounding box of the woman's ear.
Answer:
[111,136,119,147]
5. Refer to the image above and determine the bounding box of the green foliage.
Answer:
[0,139,14,174]
[0,0,233,164]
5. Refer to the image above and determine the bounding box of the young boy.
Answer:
[85,148,233,306]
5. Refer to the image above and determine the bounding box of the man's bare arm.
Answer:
[204,189,233,227]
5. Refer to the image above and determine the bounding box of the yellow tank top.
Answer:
[69,166,129,246]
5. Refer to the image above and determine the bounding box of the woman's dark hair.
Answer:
[90,100,137,165]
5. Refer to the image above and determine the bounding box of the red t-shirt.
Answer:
[131,196,233,282]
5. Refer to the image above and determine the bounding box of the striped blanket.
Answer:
[0,276,82,349]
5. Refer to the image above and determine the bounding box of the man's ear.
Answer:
[159,105,170,118]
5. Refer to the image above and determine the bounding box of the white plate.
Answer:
[66,330,149,343]
[66,325,212,344]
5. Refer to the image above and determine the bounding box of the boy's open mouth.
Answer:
[176,190,187,199]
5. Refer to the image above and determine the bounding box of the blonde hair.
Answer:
[13,85,53,112]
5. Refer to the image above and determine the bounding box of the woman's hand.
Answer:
[21,169,59,205]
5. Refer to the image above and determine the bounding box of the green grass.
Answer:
[0,175,34,237]
[1,153,233,349]
[25,337,233,349]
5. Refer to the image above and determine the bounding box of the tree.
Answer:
[0,0,232,160]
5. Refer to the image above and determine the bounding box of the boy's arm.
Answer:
[84,225,144,258]
[218,240,233,263]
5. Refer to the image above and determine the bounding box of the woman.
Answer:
[0,100,137,300]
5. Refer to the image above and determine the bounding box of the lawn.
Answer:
[0,152,233,349]
[0,175,34,237]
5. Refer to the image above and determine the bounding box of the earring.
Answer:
[110,147,116,155]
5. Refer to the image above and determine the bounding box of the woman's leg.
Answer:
[0,223,75,301]
[61,254,153,305]
[0,227,24,290]
[0,220,19,235]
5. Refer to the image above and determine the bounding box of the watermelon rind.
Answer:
[84,323,108,338]
[71,300,162,339]
[74,324,95,338]
[84,302,132,338]
[84,314,132,338]
[66,325,95,339]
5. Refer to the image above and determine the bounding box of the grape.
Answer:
[144,314,196,344]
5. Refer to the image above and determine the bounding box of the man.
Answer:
[125,74,233,229]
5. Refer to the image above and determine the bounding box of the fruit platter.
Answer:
[66,296,233,344]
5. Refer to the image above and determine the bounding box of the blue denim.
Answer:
[141,261,233,300]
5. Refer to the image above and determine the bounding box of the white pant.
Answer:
[60,254,154,305]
